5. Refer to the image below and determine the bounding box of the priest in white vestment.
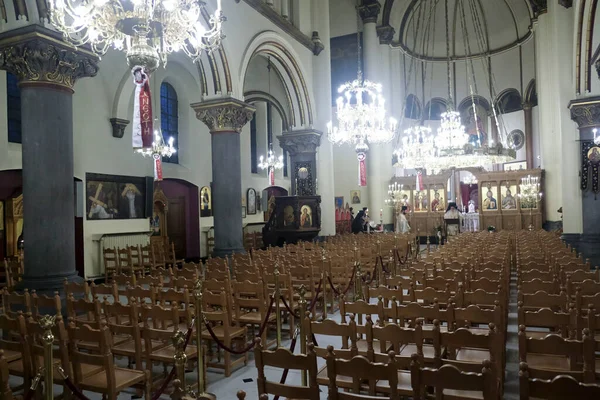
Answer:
[444,202,460,236]
[396,206,411,233]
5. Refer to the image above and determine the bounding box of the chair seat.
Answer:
[356,338,380,355]
[455,348,491,363]
[149,344,198,363]
[443,389,484,399]
[375,370,413,394]
[201,325,246,339]
[237,312,276,325]
[113,338,164,355]
[79,367,146,392]
[316,365,353,388]
[399,343,436,361]
[525,330,553,339]
[525,354,569,371]
[2,349,21,363]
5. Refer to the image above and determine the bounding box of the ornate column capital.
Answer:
[191,97,256,133]
[568,96,600,129]
[109,118,130,139]
[377,25,396,44]
[357,0,381,24]
[0,26,99,91]
[277,129,322,156]
[528,0,547,16]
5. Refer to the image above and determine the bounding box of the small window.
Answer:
[7,73,21,144]
[160,82,179,164]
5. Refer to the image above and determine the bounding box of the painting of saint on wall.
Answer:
[429,189,445,212]
[501,184,518,210]
[482,185,498,211]
[462,104,488,147]
[335,196,344,210]
[86,173,146,220]
[413,190,428,212]
[247,188,257,215]
[200,186,212,217]
[300,205,313,228]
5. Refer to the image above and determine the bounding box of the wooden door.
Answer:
[167,197,187,259]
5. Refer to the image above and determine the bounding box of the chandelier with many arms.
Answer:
[258,145,284,186]
[136,121,177,180]
[393,0,515,174]
[47,0,225,73]
[327,0,397,187]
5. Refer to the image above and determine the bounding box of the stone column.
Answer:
[311,0,335,236]
[278,130,321,196]
[523,103,534,169]
[0,27,98,291]
[358,0,386,217]
[191,98,255,257]
[568,97,600,267]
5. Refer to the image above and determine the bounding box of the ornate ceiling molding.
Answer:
[191,97,256,133]
[569,96,600,129]
[377,25,396,45]
[109,118,130,139]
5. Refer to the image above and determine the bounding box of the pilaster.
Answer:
[277,129,321,196]
[357,0,381,24]
[0,25,98,291]
[191,97,255,257]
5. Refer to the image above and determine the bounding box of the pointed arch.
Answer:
[495,88,523,114]
[423,97,448,120]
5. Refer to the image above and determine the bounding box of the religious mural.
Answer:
[300,205,313,228]
[335,196,344,210]
[86,173,146,220]
[413,190,428,212]
[429,188,445,212]
[200,186,212,217]
[247,188,257,215]
[462,103,488,147]
[482,184,498,211]
[501,184,518,210]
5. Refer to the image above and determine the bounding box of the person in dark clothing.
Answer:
[351,209,365,234]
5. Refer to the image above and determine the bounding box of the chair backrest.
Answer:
[1,288,31,317]
[305,317,357,359]
[31,290,62,319]
[25,315,71,378]
[326,346,398,399]
[0,350,13,400]
[254,338,319,400]
[103,299,143,368]
[90,281,119,302]
[367,316,423,365]
[67,322,113,385]
[519,363,600,399]
[411,357,495,400]
[63,279,91,301]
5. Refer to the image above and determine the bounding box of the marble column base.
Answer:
[543,220,563,231]
[212,246,246,259]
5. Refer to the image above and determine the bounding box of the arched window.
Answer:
[495,89,523,114]
[404,94,421,120]
[7,73,21,143]
[160,82,179,164]
[423,98,448,120]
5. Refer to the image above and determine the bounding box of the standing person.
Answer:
[396,206,411,233]
[351,209,365,234]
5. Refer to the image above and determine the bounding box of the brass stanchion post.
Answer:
[355,262,363,302]
[299,285,308,386]
[172,330,187,392]
[376,240,382,287]
[194,279,216,400]
[274,264,282,348]
[321,250,328,320]
[427,235,431,255]
[40,315,55,400]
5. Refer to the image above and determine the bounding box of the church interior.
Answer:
[1,0,600,398]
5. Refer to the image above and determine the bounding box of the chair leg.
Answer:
[224,339,232,377]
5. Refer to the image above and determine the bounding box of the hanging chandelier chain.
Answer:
[356,0,363,82]
[444,0,454,109]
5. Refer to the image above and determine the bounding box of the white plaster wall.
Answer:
[329,0,362,38]
[0,0,323,276]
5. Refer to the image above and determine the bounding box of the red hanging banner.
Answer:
[132,66,153,149]
[269,167,275,186]
[153,154,163,181]
[357,152,367,186]
[416,170,424,191]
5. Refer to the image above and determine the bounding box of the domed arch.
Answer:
[524,79,537,107]
[458,95,491,115]
[495,88,523,114]
[239,31,314,129]
[423,97,448,120]
[404,94,422,120]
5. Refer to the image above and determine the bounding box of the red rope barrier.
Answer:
[327,264,356,297]
[203,296,275,354]
[279,296,300,319]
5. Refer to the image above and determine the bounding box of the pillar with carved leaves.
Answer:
[191,97,256,257]
[0,26,98,291]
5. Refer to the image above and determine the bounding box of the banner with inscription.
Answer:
[132,66,153,149]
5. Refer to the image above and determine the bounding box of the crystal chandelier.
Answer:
[394,125,435,170]
[258,145,284,186]
[518,174,542,230]
[136,123,176,180]
[436,111,468,155]
[327,2,397,187]
[47,0,225,72]
[385,182,404,207]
